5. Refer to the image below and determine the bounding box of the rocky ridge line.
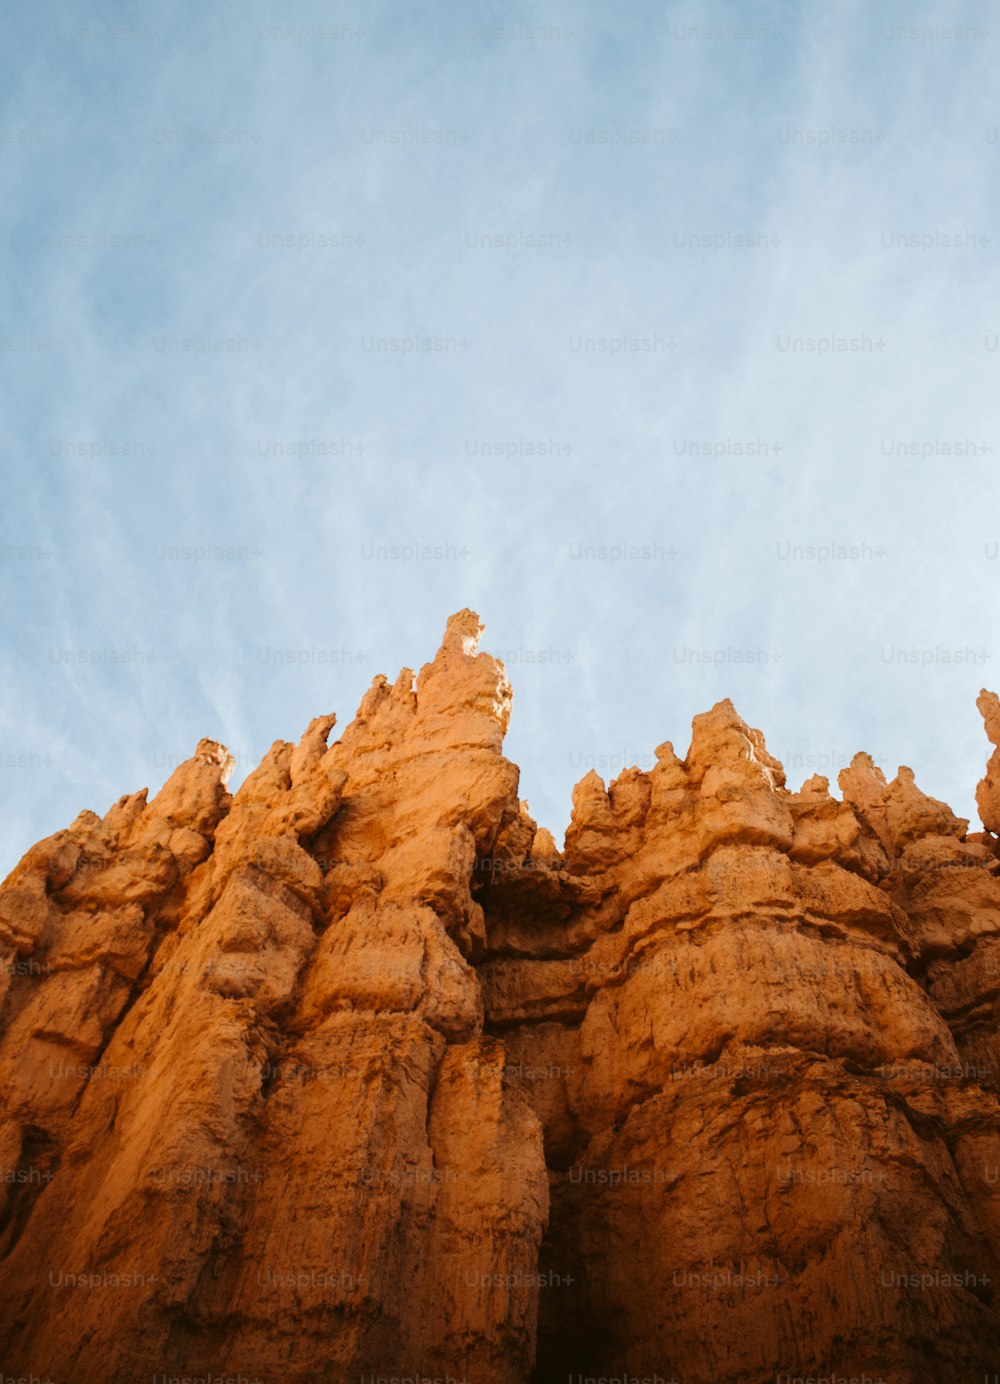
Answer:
[1,612,999,1384]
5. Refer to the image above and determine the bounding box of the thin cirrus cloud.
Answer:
[0,0,997,874]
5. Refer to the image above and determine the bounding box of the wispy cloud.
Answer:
[1,0,997,870]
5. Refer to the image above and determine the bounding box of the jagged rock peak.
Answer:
[1,630,1000,1384]
[978,688,1000,836]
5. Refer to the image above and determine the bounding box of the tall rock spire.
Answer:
[1,629,1000,1383]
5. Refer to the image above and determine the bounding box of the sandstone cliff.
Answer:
[1,611,1000,1384]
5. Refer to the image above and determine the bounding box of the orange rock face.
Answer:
[2,612,1000,1384]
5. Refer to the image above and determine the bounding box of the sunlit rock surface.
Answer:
[2,613,999,1384]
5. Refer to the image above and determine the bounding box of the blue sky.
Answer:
[1,0,998,873]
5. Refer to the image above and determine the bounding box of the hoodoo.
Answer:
[1,611,1000,1383]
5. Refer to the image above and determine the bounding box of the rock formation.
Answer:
[2,610,1000,1384]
